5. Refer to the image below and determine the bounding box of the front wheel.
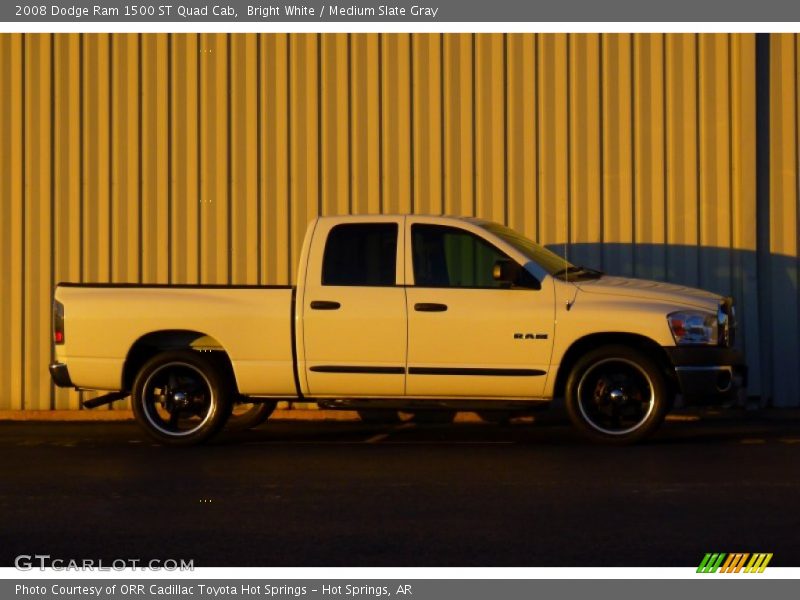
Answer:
[131,350,232,446]
[565,345,669,444]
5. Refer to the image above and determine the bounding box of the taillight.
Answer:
[53,300,65,345]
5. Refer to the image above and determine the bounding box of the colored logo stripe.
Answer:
[745,553,773,573]
[698,553,726,573]
[719,553,749,573]
[697,553,773,573]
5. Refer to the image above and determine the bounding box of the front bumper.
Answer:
[664,347,747,405]
[49,362,74,388]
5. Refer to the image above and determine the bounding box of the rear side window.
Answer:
[322,223,398,286]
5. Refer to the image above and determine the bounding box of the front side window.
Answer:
[412,224,533,289]
[322,223,398,286]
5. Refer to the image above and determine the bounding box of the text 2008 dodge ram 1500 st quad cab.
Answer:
[50,215,746,445]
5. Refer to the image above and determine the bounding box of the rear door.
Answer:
[404,220,554,398]
[301,217,407,397]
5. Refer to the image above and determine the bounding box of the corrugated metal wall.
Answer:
[0,33,798,410]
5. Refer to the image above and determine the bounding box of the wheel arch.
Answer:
[122,330,237,393]
[552,332,676,400]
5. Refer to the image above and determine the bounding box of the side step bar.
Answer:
[317,398,551,412]
[81,391,130,409]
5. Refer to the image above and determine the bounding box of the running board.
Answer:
[81,391,130,409]
[317,398,551,412]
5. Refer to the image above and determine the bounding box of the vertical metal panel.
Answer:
[505,34,537,242]
[23,34,53,410]
[1,33,795,411]
[412,34,444,216]
[537,34,569,252]
[442,33,474,217]
[289,33,320,283]
[229,34,259,285]
[320,33,349,216]
[768,34,800,406]
[665,33,700,287]
[632,33,666,282]
[170,34,200,285]
[0,34,24,410]
[260,34,290,285]
[474,34,505,223]
[350,34,381,215]
[111,34,141,285]
[141,34,170,285]
[569,34,602,269]
[698,34,733,297]
[199,33,230,285]
[601,33,634,276]
[82,34,112,285]
[381,34,412,214]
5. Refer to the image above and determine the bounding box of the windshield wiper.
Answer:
[552,265,603,279]
[552,265,583,278]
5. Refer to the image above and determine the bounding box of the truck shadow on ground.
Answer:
[214,412,800,448]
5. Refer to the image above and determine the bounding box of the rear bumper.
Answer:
[664,347,747,405]
[49,362,74,388]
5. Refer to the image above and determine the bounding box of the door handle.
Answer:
[414,302,448,312]
[310,300,341,310]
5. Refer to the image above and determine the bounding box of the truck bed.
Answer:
[54,284,298,396]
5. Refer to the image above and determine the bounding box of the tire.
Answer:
[226,399,277,431]
[356,409,402,425]
[131,350,233,446]
[565,345,669,444]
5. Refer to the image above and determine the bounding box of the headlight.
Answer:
[668,310,718,345]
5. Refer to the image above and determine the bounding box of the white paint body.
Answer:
[54,215,723,401]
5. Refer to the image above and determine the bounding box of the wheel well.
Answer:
[122,330,236,392]
[552,333,676,399]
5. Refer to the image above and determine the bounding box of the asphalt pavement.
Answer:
[1,410,799,567]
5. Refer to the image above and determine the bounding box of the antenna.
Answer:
[564,199,569,283]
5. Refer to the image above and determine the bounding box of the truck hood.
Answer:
[574,275,722,311]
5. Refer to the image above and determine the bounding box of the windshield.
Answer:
[476,221,601,280]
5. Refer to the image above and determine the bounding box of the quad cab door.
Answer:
[404,218,555,398]
[301,217,407,397]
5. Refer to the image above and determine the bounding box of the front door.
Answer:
[405,221,554,398]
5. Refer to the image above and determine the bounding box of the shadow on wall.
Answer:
[543,242,800,408]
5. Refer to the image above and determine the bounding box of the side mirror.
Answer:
[492,259,521,284]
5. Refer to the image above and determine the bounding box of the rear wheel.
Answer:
[131,350,232,446]
[565,345,668,444]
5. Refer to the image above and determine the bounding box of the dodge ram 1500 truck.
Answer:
[50,215,746,445]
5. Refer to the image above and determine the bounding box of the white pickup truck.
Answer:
[50,215,746,445]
